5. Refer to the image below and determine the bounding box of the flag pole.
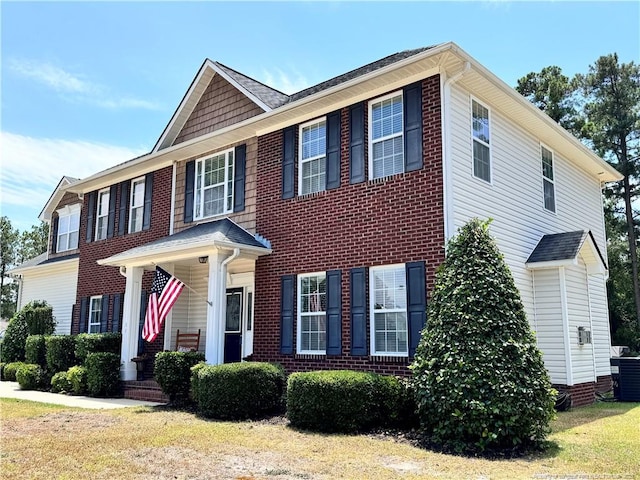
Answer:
[152,264,213,306]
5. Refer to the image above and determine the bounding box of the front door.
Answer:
[224,288,242,363]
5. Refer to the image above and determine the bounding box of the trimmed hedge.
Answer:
[67,366,88,395]
[75,333,122,364]
[23,302,55,335]
[286,370,416,433]
[193,362,286,420]
[154,351,205,403]
[1,312,28,363]
[50,371,72,393]
[85,352,121,397]
[25,335,48,369]
[16,363,45,390]
[46,335,77,374]
[0,362,4,381]
[3,362,26,382]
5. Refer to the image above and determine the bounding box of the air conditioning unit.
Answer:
[578,326,592,345]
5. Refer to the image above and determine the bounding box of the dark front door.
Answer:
[224,288,242,363]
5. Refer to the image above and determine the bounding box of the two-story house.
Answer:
[15,42,621,406]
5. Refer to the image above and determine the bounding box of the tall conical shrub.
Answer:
[411,219,555,454]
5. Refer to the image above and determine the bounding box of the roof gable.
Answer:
[39,176,80,222]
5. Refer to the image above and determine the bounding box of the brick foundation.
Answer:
[553,375,612,407]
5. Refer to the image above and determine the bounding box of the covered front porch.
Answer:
[97,219,271,381]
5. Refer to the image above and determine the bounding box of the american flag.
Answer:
[142,267,185,342]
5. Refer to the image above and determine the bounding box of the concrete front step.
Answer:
[123,380,169,403]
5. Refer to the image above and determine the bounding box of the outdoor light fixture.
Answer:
[198,256,208,264]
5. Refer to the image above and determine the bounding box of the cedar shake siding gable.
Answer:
[172,74,265,146]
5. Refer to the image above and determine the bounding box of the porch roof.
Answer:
[97,218,271,267]
[525,230,607,274]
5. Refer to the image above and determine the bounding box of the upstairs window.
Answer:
[299,118,327,195]
[56,204,80,252]
[369,92,404,179]
[195,149,234,220]
[541,145,556,212]
[297,273,327,354]
[88,296,102,334]
[472,99,491,182]
[95,188,110,240]
[370,264,408,356]
[129,177,145,233]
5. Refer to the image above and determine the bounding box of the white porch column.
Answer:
[205,251,230,364]
[120,266,144,381]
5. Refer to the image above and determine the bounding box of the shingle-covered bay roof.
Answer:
[526,230,606,268]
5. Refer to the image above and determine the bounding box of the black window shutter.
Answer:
[100,294,109,333]
[282,126,295,199]
[78,297,89,333]
[143,173,153,230]
[118,181,130,236]
[233,144,247,212]
[111,293,123,333]
[138,290,148,355]
[350,267,368,356]
[280,275,295,354]
[107,185,117,238]
[184,161,195,223]
[326,269,342,355]
[325,110,341,190]
[349,102,365,184]
[406,261,426,357]
[85,192,96,243]
[403,81,423,172]
[51,216,59,253]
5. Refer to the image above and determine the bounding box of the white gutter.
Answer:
[441,60,471,241]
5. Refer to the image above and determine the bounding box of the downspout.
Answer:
[119,266,127,277]
[441,61,471,242]
[169,161,177,235]
[216,248,240,363]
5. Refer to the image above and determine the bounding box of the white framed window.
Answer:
[129,177,145,233]
[369,91,404,179]
[541,145,556,213]
[95,188,110,240]
[297,272,327,354]
[370,264,408,356]
[88,296,102,333]
[55,204,80,252]
[194,149,234,220]
[299,118,327,195]
[472,99,491,183]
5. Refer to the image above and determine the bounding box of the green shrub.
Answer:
[23,301,56,335]
[190,362,207,400]
[67,366,88,395]
[46,335,77,373]
[154,351,205,403]
[411,219,556,455]
[0,362,4,381]
[3,362,26,381]
[286,370,412,433]
[25,335,48,368]
[16,363,45,390]
[1,311,28,363]
[85,352,121,397]
[50,371,72,393]
[193,362,285,420]
[75,333,122,364]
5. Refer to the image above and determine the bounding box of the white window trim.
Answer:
[470,96,492,184]
[95,188,110,241]
[298,117,327,196]
[369,264,409,357]
[194,148,234,221]
[129,176,145,233]
[368,90,404,180]
[88,296,102,334]
[541,143,556,214]
[55,204,81,252]
[297,271,327,355]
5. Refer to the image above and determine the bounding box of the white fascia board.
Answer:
[526,259,577,270]
[9,256,79,275]
[39,177,75,222]
[211,62,272,112]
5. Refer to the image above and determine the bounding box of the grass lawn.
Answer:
[1,398,638,480]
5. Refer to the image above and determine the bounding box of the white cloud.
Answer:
[8,58,161,111]
[0,131,146,213]
[261,68,310,95]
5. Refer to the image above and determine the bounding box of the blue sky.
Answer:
[1,1,638,230]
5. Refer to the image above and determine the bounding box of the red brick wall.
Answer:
[252,75,444,376]
[553,375,612,407]
[73,166,173,358]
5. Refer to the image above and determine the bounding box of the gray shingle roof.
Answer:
[214,62,289,109]
[526,231,590,263]
[9,252,79,273]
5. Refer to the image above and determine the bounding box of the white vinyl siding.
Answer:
[56,205,80,252]
[88,296,102,334]
[541,145,556,212]
[129,177,145,233]
[588,272,613,377]
[17,259,78,335]
[299,119,326,195]
[95,188,110,240]
[370,264,408,356]
[194,149,234,220]
[471,99,491,182]
[369,91,404,179]
[297,273,327,354]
